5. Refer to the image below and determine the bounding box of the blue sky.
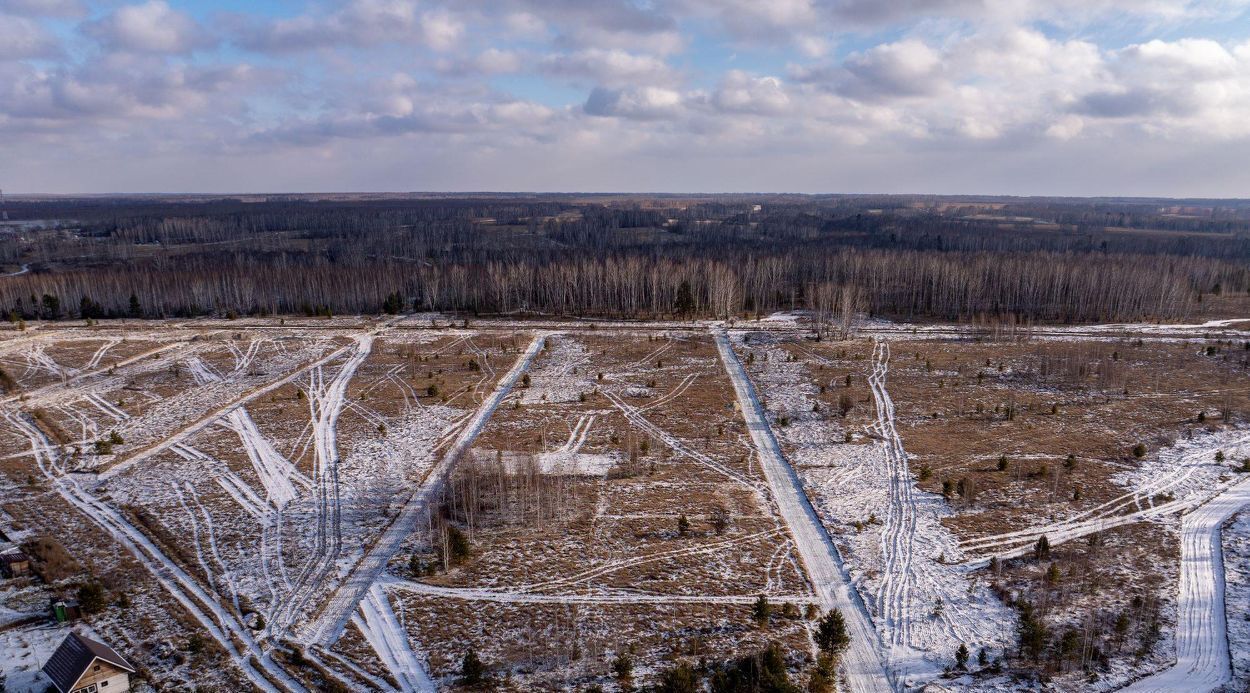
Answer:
[3,0,1250,195]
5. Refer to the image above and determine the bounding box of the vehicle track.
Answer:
[713,328,894,692]
[1,408,304,692]
[270,336,373,638]
[352,583,437,692]
[603,389,763,491]
[386,577,805,605]
[866,339,925,653]
[295,334,546,648]
[1121,476,1250,692]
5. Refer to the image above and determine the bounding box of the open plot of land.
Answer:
[731,323,1250,689]
[2,315,1250,693]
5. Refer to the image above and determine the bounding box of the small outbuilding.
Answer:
[0,549,30,578]
[42,631,135,693]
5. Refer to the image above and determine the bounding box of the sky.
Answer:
[3,0,1250,196]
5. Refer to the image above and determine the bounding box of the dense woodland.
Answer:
[2,194,1249,324]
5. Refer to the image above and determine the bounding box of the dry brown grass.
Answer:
[389,595,815,690]
[419,333,806,596]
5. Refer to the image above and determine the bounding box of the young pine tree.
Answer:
[752,595,771,628]
[814,608,851,654]
[458,649,486,686]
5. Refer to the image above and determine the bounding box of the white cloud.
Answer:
[541,48,677,86]
[5,0,1250,194]
[584,85,684,119]
[235,0,465,53]
[707,71,791,114]
[419,9,463,51]
[437,48,523,76]
[83,0,211,54]
[0,13,59,59]
[841,39,944,98]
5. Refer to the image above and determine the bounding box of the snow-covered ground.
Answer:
[861,339,1016,683]
[727,329,1014,686]
[1,623,100,692]
[961,430,1250,562]
[1122,472,1250,691]
[296,333,547,648]
[714,328,893,693]
[353,583,436,692]
[4,316,1249,692]
[1224,511,1250,690]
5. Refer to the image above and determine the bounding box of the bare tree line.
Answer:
[1,196,1247,324]
[1,246,1238,323]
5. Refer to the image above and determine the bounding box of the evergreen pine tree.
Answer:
[459,649,485,686]
[814,609,851,654]
[752,595,771,627]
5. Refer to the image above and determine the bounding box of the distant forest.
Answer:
[1,194,1249,324]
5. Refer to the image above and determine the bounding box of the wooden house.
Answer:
[42,632,135,693]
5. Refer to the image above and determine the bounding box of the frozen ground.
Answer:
[1224,511,1250,690]
[1123,470,1250,691]
[1,623,103,693]
[728,329,1015,687]
[2,315,1248,692]
[714,328,892,693]
[960,430,1250,563]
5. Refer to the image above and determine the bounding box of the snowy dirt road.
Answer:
[1121,475,1250,692]
[862,339,1012,681]
[354,583,437,692]
[297,333,548,647]
[713,329,893,693]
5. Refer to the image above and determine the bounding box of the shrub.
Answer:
[708,643,796,693]
[22,535,82,582]
[612,652,634,687]
[1034,535,1050,561]
[446,526,471,563]
[955,643,969,670]
[77,583,106,614]
[654,661,699,693]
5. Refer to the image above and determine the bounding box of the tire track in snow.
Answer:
[713,329,894,693]
[296,334,546,648]
[867,339,923,653]
[1,409,304,692]
[386,577,805,605]
[353,583,436,692]
[99,342,353,481]
[603,389,763,491]
[962,432,1250,562]
[1121,476,1250,692]
[3,341,185,407]
[271,336,373,637]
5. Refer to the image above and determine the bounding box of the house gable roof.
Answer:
[42,632,135,693]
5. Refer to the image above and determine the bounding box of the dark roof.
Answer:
[0,551,28,563]
[42,632,134,693]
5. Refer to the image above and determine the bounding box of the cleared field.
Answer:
[733,324,1250,689]
[1,316,1248,692]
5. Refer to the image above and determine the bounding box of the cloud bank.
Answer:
[3,0,1250,194]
